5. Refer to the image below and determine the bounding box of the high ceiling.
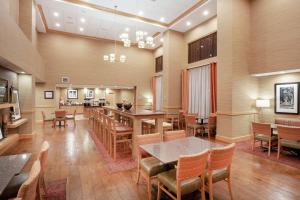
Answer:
[35,0,217,49]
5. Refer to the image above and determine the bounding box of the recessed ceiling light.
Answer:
[160,38,164,42]
[186,21,191,26]
[20,71,25,74]
[79,27,84,32]
[151,43,155,47]
[80,18,86,23]
[203,10,209,16]
[53,12,59,17]
[144,32,148,36]
[55,23,61,27]
[125,27,130,32]
[138,11,144,16]
[160,17,165,22]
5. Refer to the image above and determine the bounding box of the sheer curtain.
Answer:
[188,65,210,120]
[155,76,163,111]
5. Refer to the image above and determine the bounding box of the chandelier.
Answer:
[103,6,126,63]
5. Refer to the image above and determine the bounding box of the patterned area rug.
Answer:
[89,129,137,173]
[42,179,67,200]
[236,140,300,169]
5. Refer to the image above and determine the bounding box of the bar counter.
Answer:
[103,106,165,158]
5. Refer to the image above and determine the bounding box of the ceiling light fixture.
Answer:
[160,17,165,22]
[20,71,25,74]
[160,38,164,42]
[186,21,191,26]
[53,12,59,17]
[138,11,144,16]
[79,27,84,32]
[103,6,126,63]
[80,18,86,23]
[55,23,61,27]
[125,27,130,32]
[203,10,209,16]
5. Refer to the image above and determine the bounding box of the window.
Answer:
[188,32,217,64]
[155,56,163,73]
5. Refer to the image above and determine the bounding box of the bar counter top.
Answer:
[103,106,165,117]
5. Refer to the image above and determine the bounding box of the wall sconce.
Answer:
[83,87,88,94]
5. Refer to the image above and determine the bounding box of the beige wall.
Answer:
[257,72,300,123]
[250,0,300,74]
[0,3,45,81]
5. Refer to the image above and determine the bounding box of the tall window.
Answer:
[188,65,210,120]
[155,76,163,111]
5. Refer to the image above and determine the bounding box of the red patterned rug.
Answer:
[42,179,67,200]
[89,129,137,173]
[236,140,300,169]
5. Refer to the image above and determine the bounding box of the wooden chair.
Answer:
[136,133,168,200]
[185,114,204,137]
[252,122,277,156]
[38,141,50,197]
[204,114,217,140]
[164,130,186,142]
[53,110,67,128]
[178,110,186,130]
[66,109,77,126]
[157,150,209,200]
[108,117,133,160]
[277,126,300,159]
[16,160,41,200]
[206,143,236,200]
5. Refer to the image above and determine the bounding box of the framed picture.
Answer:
[61,76,70,84]
[67,89,78,99]
[85,89,94,99]
[275,82,299,114]
[44,91,54,99]
[10,87,22,121]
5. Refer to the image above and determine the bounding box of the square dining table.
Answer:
[0,153,31,195]
[140,137,223,164]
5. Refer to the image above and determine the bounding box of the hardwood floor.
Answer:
[4,120,300,200]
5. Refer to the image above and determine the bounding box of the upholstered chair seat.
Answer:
[205,169,229,183]
[140,157,168,177]
[158,169,202,196]
[281,139,300,149]
[255,134,277,142]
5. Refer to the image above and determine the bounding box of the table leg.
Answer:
[132,118,142,159]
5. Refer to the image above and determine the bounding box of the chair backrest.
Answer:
[55,110,66,118]
[278,126,300,141]
[38,141,50,171]
[17,160,41,200]
[41,111,45,121]
[185,114,197,125]
[136,133,161,158]
[208,143,236,171]
[252,122,272,137]
[164,130,186,141]
[208,114,217,126]
[177,150,209,181]
[275,118,300,127]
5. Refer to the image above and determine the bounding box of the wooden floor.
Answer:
[5,120,300,200]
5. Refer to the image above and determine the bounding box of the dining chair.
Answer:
[252,122,277,156]
[277,126,300,159]
[66,109,77,127]
[16,160,41,200]
[38,141,50,197]
[178,110,186,130]
[206,143,236,200]
[163,130,186,142]
[204,114,217,140]
[185,114,204,137]
[136,133,168,200]
[157,150,209,200]
[108,116,133,160]
[53,110,67,128]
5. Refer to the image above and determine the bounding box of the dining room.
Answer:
[1,0,300,200]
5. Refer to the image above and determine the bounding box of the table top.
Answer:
[0,153,31,195]
[103,106,165,117]
[140,137,223,163]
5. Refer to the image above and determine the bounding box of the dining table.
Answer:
[0,153,31,195]
[140,137,223,163]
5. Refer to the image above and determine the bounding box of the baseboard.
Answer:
[216,134,251,143]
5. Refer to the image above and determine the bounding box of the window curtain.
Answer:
[188,65,210,119]
[181,69,189,113]
[151,77,156,111]
[155,76,163,111]
[210,62,217,113]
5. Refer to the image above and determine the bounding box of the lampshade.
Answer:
[256,99,270,108]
